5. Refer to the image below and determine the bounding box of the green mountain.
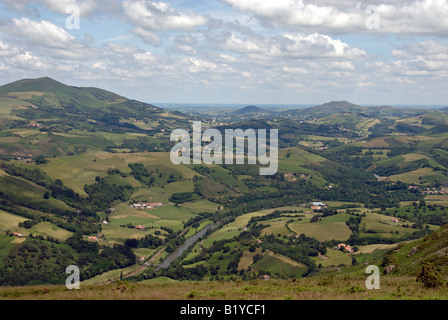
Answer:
[302,101,365,117]
[233,105,271,115]
[0,77,122,103]
[0,77,191,157]
[0,76,188,130]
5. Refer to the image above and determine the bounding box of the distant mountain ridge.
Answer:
[279,100,428,119]
[303,101,365,115]
[233,105,271,114]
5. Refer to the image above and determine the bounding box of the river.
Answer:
[155,222,219,270]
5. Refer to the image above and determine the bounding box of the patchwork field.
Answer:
[250,251,306,278]
[288,213,352,242]
[390,167,448,185]
[201,207,301,247]
[277,147,327,175]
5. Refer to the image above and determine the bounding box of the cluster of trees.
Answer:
[137,264,210,282]
[0,239,75,286]
[65,235,135,280]
[0,234,136,286]
[170,192,196,204]
[84,179,131,213]
[373,158,429,177]
[129,163,182,187]
[1,163,49,186]
[383,202,448,226]
[260,233,327,275]
[124,234,165,249]
[344,211,434,246]
[248,210,304,226]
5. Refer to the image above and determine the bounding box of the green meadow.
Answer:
[288,213,352,242]
[0,169,72,212]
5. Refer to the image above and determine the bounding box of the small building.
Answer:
[12,232,22,237]
[135,225,146,230]
[337,243,352,252]
[149,202,163,207]
[88,236,97,241]
[311,202,326,207]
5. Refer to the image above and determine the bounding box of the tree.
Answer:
[253,254,262,264]
[43,191,50,199]
[33,155,48,165]
[191,222,200,232]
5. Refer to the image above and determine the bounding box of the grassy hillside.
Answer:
[1,273,447,300]
[381,224,448,278]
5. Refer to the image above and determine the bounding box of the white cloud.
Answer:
[133,51,157,64]
[275,33,367,59]
[0,40,21,57]
[104,43,141,56]
[7,51,46,70]
[9,18,76,48]
[4,0,98,17]
[390,40,448,76]
[222,33,264,53]
[188,57,218,73]
[131,27,161,45]
[211,30,367,60]
[223,0,448,36]
[122,0,208,31]
[2,18,102,60]
[0,0,446,104]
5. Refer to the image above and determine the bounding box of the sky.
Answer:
[0,0,447,106]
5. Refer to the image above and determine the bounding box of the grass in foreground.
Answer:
[0,275,447,300]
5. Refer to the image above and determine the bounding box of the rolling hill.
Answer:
[0,77,192,158]
[301,101,365,117]
[279,101,428,121]
[233,105,271,115]
[0,76,189,130]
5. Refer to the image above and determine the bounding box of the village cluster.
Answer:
[130,202,164,210]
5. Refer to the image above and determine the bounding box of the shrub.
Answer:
[416,263,447,288]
